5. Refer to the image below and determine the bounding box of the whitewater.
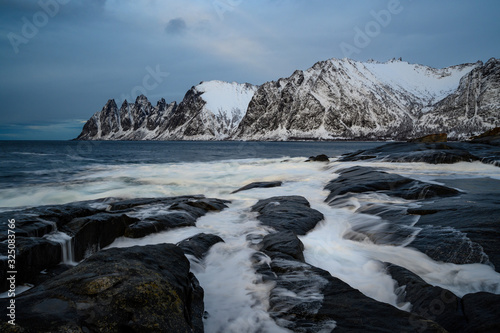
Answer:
[1,140,500,332]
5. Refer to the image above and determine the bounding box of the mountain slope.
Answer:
[416,58,500,138]
[233,58,483,140]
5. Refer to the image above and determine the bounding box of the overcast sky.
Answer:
[1,0,499,140]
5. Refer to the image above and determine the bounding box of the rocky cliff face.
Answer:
[77,81,257,140]
[76,58,500,141]
[416,58,500,138]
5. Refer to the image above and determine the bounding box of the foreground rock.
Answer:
[340,141,500,166]
[0,196,229,292]
[388,264,500,332]
[251,196,324,235]
[325,167,500,271]
[254,233,445,332]
[325,166,460,203]
[258,230,305,262]
[409,177,500,271]
[0,244,204,333]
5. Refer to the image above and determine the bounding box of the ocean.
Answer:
[1,140,500,332]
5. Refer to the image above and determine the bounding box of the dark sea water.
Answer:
[0,140,382,192]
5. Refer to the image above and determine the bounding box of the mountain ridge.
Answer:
[76,57,500,141]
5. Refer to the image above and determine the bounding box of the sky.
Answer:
[0,0,499,140]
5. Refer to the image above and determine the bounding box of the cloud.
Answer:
[165,18,187,35]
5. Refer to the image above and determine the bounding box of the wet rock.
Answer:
[409,133,448,143]
[388,264,500,332]
[251,196,324,235]
[461,292,500,332]
[231,181,282,194]
[0,195,229,293]
[306,154,330,162]
[259,230,305,262]
[124,197,229,238]
[0,238,62,292]
[0,201,104,242]
[0,244,204,333]
[61,213,139,261]
[409,225,491,266]
[177,233,224,260]
[262,258,445,332]
[387,264,464,332]
[410,177,500,272]
[339,141,500,165]
[124,211,197,239]
[325,166,460,202]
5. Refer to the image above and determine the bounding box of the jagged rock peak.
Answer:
[104,99,117,109]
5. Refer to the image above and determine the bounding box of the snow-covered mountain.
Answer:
[77,58,500,141]
[76,81,257,140]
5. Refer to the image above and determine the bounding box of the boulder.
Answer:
[177,233,225,260]
[259,230,305,262]
[0,244,204,333]
[306,154,330,162]
[251,196,324,235]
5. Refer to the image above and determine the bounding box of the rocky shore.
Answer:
[1,130,500,332]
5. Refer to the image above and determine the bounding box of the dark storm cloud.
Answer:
[165,18,187,35]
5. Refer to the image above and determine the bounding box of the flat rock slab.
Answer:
[339,141,500,166]
[0,244,204,333]
[410,177,500,271]
[325,166,460,202]
[251,196,324,235]
[231,181,282,194]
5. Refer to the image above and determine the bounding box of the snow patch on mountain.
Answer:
[195,81,257,127]
[362,59,477,104]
